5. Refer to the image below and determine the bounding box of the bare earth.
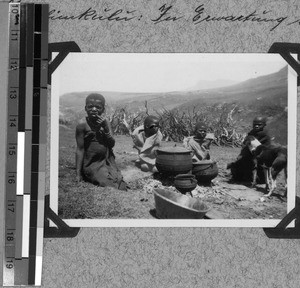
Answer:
[58,127,287,220]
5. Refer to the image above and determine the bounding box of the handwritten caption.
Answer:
[48,3,300,31]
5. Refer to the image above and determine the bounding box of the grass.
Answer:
[57,126,288,220]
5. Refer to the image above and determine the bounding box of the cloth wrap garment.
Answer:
[132,125,163,166]
[247,128,272,147]
[82,122,126,190]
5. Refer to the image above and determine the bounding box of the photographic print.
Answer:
[50,53,296,227]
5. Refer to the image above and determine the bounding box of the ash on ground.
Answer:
[123,165,287,219]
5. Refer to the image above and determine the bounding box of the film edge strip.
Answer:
[28,4,48,285]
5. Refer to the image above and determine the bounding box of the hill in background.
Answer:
[59,66,288,144]
[187,79,239,91]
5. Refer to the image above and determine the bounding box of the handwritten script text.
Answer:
[48,3,300,32]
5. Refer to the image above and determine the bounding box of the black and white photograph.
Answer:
[50,53,297,227]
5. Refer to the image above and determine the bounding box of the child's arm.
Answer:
[258,130,271,146]
[203,133,214,149]
[75,123,85,182]
[100,119,115,149]
[94,114,115,148]
[131,126,145,152]
[122,114,132,135]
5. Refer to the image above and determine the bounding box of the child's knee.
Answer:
[141,163,150,172]
[140,163,158,173]
[152,166,158,173]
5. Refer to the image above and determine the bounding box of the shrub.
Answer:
[107,102,246,147]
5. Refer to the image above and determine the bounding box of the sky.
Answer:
[52,53,287,95]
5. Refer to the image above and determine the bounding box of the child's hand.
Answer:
[95,114,106,126]
[95,115,110,131]
[206,133,215,140]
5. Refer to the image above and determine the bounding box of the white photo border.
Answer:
[50,53,297,228]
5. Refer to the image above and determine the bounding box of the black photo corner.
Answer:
[44,42,81,238]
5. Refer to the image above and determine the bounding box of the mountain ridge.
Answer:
[59,66,288,144]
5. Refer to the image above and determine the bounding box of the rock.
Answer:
[220,183,248,190]
[214,199,224,205]
[191,190,198,197]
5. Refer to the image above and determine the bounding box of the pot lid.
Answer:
[157,146,191,154]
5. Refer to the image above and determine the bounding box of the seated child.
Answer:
[183,122,215,162]
[75,93,127,190]
[247,116,271,146]
[227,116,272,183]
[128,115,163,172]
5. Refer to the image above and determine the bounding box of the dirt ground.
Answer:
[58,126,287,220]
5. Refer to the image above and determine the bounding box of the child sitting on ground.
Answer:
[247,116,271,146]
[227,116,272,183]
[123,115,163,172]
[75,93,127,190]
[183,121,215,162]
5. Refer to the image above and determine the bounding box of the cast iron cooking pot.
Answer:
[155,146,193,175]
[174,174,197,194]
[192,160,218,183]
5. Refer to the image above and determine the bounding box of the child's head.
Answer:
[85,93,105,119]
[144,115,159,138]
[194,122,207,140]
[252,116,267,132]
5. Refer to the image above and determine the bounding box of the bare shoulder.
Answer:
[76,121,88,133]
